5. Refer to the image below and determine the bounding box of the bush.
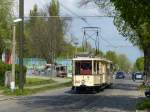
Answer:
[0,61,27,86]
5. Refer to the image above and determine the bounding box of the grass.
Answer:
[136,98,150,110]
[3,81,72,96]
[25,78,56,86]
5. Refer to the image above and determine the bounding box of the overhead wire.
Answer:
[58,2,119,49]
[23,0,133,49]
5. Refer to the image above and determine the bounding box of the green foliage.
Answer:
[25,78,56,86]
[0,61,27,86]
[136,98,150,110]
[117,54,132,72]
[0,0,13,55]
[105,51,132,72]
[137,84,150,110]
[111,0,150,50]
[134,57,144,71]
[25,1,68,63]
[49,0,59,16]
[3,81,72,96]
[87,0,150,78]
[105,51,118,64]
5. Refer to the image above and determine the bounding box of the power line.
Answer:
[24,15,114,18]
[59,2,92,26]
[22,1,125,50]
[58,2,117,48]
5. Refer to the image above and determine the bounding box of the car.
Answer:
[145,90,150,97]
[56,66,67,78]
[115,71,125,79]
[132,72,143,81]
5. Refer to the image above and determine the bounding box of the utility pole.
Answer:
[19,0,24,91]
[11,19,22,92]
[11,24,16,92]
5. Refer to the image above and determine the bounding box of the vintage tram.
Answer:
[72,54,113,92]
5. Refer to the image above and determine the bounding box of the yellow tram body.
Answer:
[72,55,113,91]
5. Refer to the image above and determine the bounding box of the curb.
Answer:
[0,96,17,101]
[136,110,148,112]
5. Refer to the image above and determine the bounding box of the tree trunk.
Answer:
[144,45,150,81]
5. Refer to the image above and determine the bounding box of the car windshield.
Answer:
[135,73,142,75]
[117,72,124,75]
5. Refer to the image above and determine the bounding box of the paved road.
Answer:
[0,79,144,112]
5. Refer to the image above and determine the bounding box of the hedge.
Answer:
[0,61,27,86]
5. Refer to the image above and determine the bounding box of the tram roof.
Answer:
[73,56,112,63]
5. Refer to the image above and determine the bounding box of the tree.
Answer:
[117,54,132,72]
[26,1,67,63]
[134,57,144,72]
[105,51,118,64]
[47,0,66,62]
[80,0,150,80]
[110,0,150,80]
[0,0,13,58]
[105,51,132,72]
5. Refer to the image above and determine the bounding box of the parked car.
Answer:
[132,72,143,81]
[115,71,125,79]
[145,90,150,97]
[56,65,67,78]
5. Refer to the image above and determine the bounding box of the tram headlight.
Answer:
[81,80,85,85]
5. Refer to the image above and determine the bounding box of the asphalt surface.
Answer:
[0,78,144,112]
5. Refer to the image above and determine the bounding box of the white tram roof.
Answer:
[73,56,112,63]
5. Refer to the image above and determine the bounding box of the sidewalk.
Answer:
[0,94,17,101]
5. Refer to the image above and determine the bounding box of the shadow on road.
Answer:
[17,94,141,112]
[14,79,143,112]
[112,83,138,91]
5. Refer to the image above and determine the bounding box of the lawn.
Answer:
[3,81,72,96]
[25,77,56,86]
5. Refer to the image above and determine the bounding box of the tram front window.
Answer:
[75,61,92,75]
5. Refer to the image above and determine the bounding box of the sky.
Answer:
[14,0,143,63]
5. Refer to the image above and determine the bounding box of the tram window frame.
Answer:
[94,61,99,75]
[75,62,80,75]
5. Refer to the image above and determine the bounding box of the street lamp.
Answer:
[11,18,22,92]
